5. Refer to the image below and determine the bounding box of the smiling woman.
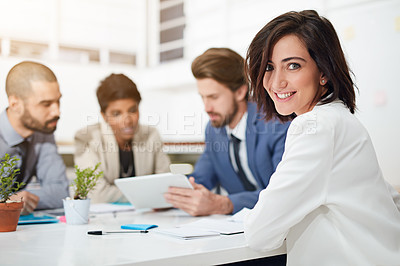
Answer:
[73,74,171,203]
[262,35,325,116]
[244,10,400,266]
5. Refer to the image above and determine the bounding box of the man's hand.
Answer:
[164,177,233,216]
[10,191,40,215]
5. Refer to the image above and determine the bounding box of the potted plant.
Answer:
[63,163,102,225]
[0,154,25,232]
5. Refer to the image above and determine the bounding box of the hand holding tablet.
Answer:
[115,173,193,209]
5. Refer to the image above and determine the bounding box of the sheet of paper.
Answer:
[179,218,244,235]
[155,227,220,240]
[41,208,65,216]
[89,203,135,214]
[227,207,251,223]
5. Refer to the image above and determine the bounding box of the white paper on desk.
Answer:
[227,207,251,223]
[155,227,220,240]
[179,218,244,235]
[89,203,135,214]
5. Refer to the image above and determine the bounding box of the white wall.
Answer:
[0,0,399,186]
[327,0,400,187]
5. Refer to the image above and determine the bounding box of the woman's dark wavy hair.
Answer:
[245,10,356,122]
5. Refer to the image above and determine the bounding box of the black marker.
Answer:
[88,230,149,235]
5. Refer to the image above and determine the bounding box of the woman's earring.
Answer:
[321,79,325,85]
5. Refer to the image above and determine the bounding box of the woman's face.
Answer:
[263,34,325,116]
[102,98,139,143]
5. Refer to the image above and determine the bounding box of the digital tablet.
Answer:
[114,173,193,209]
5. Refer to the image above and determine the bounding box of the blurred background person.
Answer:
[165,48,289,217]
[1,61,69,214]
[74,73,170,203]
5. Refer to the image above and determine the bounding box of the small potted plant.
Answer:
[63,163,102,225]
[0,154,25,232]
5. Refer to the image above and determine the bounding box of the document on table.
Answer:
[179,218,244,235]
[155,227,220,240]
[155,213,245,240]
[89,203,135,214]
[227,207,250,223]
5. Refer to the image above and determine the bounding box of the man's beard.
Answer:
[21,108,59,134]
[208,98,239,128]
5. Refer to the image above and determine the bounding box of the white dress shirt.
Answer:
[226,112,258,189]
[244,101,400,265]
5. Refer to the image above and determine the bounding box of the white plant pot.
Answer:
[63,198,91,225]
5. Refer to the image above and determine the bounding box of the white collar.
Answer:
[226,112,248,141]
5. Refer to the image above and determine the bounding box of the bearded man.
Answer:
[0,61,68,214]
[164,48,290,216]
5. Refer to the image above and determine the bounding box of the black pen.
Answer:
[88,230,149,235]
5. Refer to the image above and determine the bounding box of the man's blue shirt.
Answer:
[0,110,69,209]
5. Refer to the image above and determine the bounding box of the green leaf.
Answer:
[71,162,103,200]
[0,154,25,202]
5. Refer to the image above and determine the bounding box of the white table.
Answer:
[0,209,286,265]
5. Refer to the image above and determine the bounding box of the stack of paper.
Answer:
[89,203,135,214]
[156,227,220,240]
[179,218,244,235]
[155,215,245,240]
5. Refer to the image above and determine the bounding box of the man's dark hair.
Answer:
[96,73,141,113]
[192,48,248,99]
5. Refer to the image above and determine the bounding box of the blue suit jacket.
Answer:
[192,102,290,213]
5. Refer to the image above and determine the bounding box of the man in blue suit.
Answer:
[165,48,289,216]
